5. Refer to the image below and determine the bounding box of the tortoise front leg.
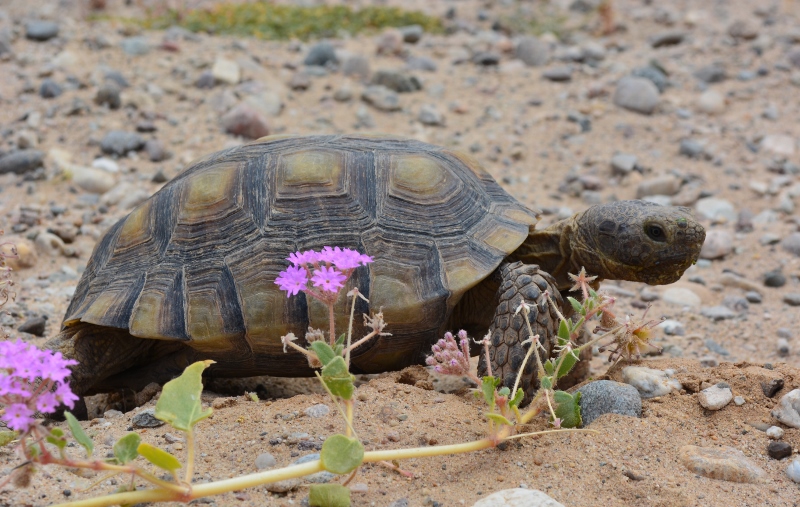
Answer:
[477,261,564,402]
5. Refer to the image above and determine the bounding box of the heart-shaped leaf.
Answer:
[113,433,141,464]
[553,390,582,428]
[320,434,364,474]
[155,360,214,432]
[309,483,351,507]
[310,341,337,366]
[321,356,355,400]
[138,442,182,471]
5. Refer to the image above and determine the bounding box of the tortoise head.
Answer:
[571,200,706,285]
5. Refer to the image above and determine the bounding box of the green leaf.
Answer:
[509,388,524,408]
[310,341,337,366]
[543,359,555,376]
[553,390,582,428]
[557,319,570,342]
[113,433,141,464]
[46,427,67,450]
[155,360,214,432]
[320,435,364,474]
[321,356,355,400]
[481,376,501,408]
[556,348,581,379]
[497,386,510,397]
[0,431,18,447]
[335,333,346,347]
[485,413,513,426]
[138,442,182,472]
[567,296,584,315]
[540,376,553,390]
[65,411,93,457]
[309,483,351,507]
[588,288,598,298]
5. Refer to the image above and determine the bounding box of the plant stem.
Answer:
[184,429,195,485]
[328,301,336,345]
[345,289,358,367]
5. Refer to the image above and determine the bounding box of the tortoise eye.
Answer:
[646,224,666,242]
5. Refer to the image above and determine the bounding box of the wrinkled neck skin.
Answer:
[511,212,610,290]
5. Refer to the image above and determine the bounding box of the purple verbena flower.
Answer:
[4,403,34,432]
[425,330,472,377]
[275,265,309,296]
[318,246,374,270]
[311,266,346,293]
[287,250,319,266]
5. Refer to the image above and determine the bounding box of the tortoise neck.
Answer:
[511,215,584,290]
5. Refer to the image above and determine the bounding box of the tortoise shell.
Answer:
[62,135,540,373]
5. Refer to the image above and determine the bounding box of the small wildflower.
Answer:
[568,267,598,294]
[275,265,308,296]
[364,311,389,336]
[305,327,326,343]
[287,250,319,266]
[3,403,34,432]
[311,265,347,293]
[514,301,531,316]
[426,330,472,377]
[281,332,298,353]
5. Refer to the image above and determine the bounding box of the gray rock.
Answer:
[342,55,371,81]
[516,36,550,67]
[622,366,682,398]
[104,70,129,88]
[265,478,300,493]
[680,445,766,483]
[0,150,45,174]
[333,83,353,102]
[576,380,641,426]
[777,338,790,357]
[610,153,637,175]
[613,77,659,114]
[722,295,749,313]
[221,103,270,139]
[698,384,733,410]
[289,71,311,91]
[145,139,168,162]
[659,319,685,336]
[95,83,121,109]
[244,92,284,118]
[254,452,277,470]
[195,71,215,89]
[0,29,12,55]
[40,79,63,99]
[18,316,46,336]
[697,89,726,114]
[704,339,730,355]
[695,197,736,222]
[472,489,564,507]
[120,36,150,56]
[542,66,572,82]
[418,105,444,126]
[361,85,401,111]
[304,42,337,66]
[25,20,59,41]
[405,56,438,72]
[772,389,800,428]
[132,408,165,428]
[763,270,786,287]
[472,52,501,66]
[787,459,800,483]
[694,63,727,83]
[701,306,737,321]
[303,404,330,418]
[699,230,734,259]
[399,25,423,43]
[679,138,705,158]
[783,293,800,306]
[728,20,759,40]
[389,500,409,507]
[649,30,685,47]
[370,70,421,93]
[745,291,763,303]
[100,131,146,156]
[636,175,681,198]
[781,232,800,256]
[292,453,334,483]
[662,287,701,308]
[631,66,667,93]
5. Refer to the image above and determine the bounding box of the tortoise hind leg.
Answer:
[478,262,577,404]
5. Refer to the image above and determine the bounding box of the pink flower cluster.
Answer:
[425,330,471,376]
[275,247,373,297]
[0,340,78,432]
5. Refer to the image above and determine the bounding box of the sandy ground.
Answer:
[1,0,800,505]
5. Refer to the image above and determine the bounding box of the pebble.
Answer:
[761,134,796,157]
[100,131,146,156]
[361,85,401,111]
[728,20,759,40]
[680,445,766,483]
[700,306,737,321]
[303,404,330,418]
[542,66,573,82]
[18,316,46,336]
[659,320,685,336]
[244,92,284,118]
[781,232,800,256]
[649,30,685,47]
[388,499,409,507]
[40,79,63,99]
[621,366,682,398]
[763,270,786,288]
[697,89,726,114]
[418,105,445,126]
[304,42,338,66]
[610,153,637,175]
[698,383,733,410]
[777,338,790,357]
[293,453,335,483]
[613,76,659,115]
[221,103,270,139]
[472,489,564,507]
[575,380,641,426]
[4,240,36,269]
[405,56,437,72]
[766,426,785,439]
[632,66,667,93]
[786,459,800,483]
[145,139,168,162]
[95,83,122,109]
[695,197,737,222]
[211,58,240,85]
[26,20,59,41]
[342,55,371,81]
[636,175,681,198]
[370,70,421,93]
[132,408,165,428]
[734,396,746,406]
[762,379,785,398]
[783,293,800,306]
[699,230,733,260]
[771,389,800,428]
[661,287,701,308]
[289,71,311,91]
[254,452,277,470]
[399,25,423,43]
[694,64,727,83]
[120,36,150,56]
[472,52,501,66]
[195,71,215,89]
[34,232,64,257]
[72,166,116,194]
[679,138,705,159]
[516,36,550,66]
[0,150,45,175]
[265,478,300,493]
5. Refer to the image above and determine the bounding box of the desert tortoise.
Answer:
[47,134,705,401]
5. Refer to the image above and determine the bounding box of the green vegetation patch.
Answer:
[144,3,443,40]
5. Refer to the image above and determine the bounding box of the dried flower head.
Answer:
[426,330,472,377]
[305,327,326,343]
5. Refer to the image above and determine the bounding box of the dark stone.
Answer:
[40,79,63,99]
[632,66,668,93]
[764,270,786,288]
[694,63,727,83]
[100,131,146,156]
[25,20,59,41]
[767,441,792,460]
[0,150,45,174]
[151,169,169,183]
[132,409,165,428]
[649,30,686,48]
[543,66,573,82]
[94,83,121,109]
[370,70,421,93]
[303,42,337,67]
[399,25,423,43]
[104,70,130,88]
[576,380,642,426]
[761,379,785,398]
[18,316,46,336]
[783,293,800,306]
[195,71,215,89]
[145,139,168,162]
[472,52,501,66]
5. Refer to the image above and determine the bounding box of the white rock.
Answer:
[787,459,800,483]
[734,396,745,406]
[117,189,151,210]
[622,366,682,399]
[772,389,800,428]
[698,384,733,410]
[766,426,785,439]
[34,232,64,257]
[473,489,565,507]
[699,230,734,260]
[695,197,737,222]
[697,89,726,114]
[661,287,702,308]
[92,157,120,173]
[212,58,241,85]
[71,166,117,194]
[762,134,796,157]
[101,182,138,207]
